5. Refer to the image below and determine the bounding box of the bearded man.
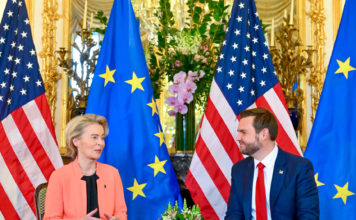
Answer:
[225,108,319,220]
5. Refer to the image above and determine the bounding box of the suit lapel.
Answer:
[72,159,87,215]
[96,163,105,216]
[243,158,254,219]
[269,148,286,209]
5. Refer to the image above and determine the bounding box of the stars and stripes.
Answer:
[185,0,301,219]
[0,1,62,219]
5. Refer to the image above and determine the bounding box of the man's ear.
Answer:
[260,128,269,140]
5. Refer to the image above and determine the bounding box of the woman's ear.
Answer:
[72,137,79,147]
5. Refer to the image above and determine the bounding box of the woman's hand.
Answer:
[104,213,118,220]
[81,208,100,220]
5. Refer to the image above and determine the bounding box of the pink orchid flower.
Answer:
[174,103,188,114]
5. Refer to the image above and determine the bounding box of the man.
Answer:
[225,108,319,220]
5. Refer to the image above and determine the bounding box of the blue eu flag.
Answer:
[305,0,356,219]
[86,0,182,218]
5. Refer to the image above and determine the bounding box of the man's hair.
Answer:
[65,114,109,158]
[240,108,278,141]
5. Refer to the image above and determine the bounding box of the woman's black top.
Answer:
[81,173,100,218]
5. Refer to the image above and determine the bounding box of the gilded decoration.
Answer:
[59,0,72,153]
[269,14,315,151]
[306,0,326,121]
[39,0,61,123]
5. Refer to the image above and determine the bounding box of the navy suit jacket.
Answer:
[225,148,319,220]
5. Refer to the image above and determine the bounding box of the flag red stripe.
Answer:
[0,123,36,214]
[256,96,300,156]
[34,94,57,145]
[273,83,289,112]
[195,135,231,202]
[0,184,21,220]
[11,107,56,181]
[205,98,243,163]
[185,171,220,219]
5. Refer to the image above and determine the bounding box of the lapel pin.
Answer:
[279,170,284,174]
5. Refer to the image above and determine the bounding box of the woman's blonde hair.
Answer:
[65,114,109,158]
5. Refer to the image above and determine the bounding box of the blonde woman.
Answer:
[44,114,127,220]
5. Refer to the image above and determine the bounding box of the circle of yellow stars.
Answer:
[98,66,169,200]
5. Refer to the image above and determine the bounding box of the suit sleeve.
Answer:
[113,170,127,220]
[225,165,245,220]
[43,170,64,220]
[296,159,320,219]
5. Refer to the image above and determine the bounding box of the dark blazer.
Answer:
[225,148,319,220]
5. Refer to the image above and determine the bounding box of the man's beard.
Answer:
[239,135,261,156]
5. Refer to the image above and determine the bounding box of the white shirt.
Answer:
[251,144,278,220]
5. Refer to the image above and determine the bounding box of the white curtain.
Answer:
[70,0,292,42]
[255,0,292,29]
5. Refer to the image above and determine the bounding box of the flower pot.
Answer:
[169,152,194,208]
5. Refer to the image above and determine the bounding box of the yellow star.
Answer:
[148,155,167,177]
[99,65,116,86]
[314,173,325,187]
[335,57,356,79]
[154,127,165,146]
[333,182,354,204]
[126,178,146,200]
[125,72,145,93]
[147,97,158,116]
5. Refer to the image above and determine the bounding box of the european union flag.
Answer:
[85,0,182,218]
[305,0,356,219]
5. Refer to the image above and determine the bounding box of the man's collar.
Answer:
[254,143,278,168]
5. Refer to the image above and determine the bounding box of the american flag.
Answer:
[185,0,302,219]
[0,0,62,219]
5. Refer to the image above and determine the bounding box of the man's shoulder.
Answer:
[232,156,253,171]
[278,148,313,167]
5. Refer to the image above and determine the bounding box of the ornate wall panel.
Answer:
[39,0,61,123]
[297,0,308,150]
[333,0,342,41]
[307,0,326,123]
[59,0,72,153]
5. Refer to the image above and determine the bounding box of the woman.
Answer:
[44,114,127,220]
